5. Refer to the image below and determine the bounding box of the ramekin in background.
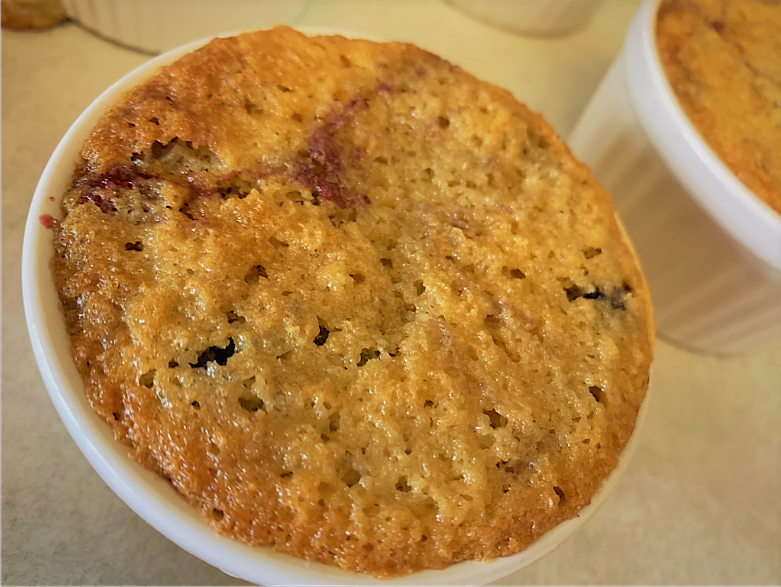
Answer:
[444,0,607,37]
[22,28,651,586]
[60,0,309,54]
[569,0,781,355]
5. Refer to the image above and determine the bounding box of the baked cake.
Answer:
[657,0,781,215]
[52,27,654,577]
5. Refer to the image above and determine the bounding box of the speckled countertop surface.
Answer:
[2,0,780,584]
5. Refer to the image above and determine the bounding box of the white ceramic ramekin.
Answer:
[444,0,607,37]
[22,30,650,585]
[61,0,309,54]
[569,0,781,355]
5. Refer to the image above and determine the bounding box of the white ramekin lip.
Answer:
[623,0,781,273]
[22,27,651,585]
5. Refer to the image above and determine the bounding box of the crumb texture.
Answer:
[53,27,653,577]
[657,0,781,215]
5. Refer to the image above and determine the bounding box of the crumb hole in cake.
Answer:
[269,236,289,250]
[491,335,514,359]
[191,400,200,409]
[329,412,340,432]
[380,258,393,269]
[438,116,450,129]
[565,285,583,302]
[340,55,351,68]
[314,323,330,346]
[139,369,155,388]
[149,117,160,125]
[168,360,178,368]
[350,273,365,284]
[321,433,330,442]
[239,396,265,413]
[414,280,425,295]
[424,400,434,408]
[357,348,380,366]
[280,471,293,480]
[125,241,144,251]
[212,508,224,520]
[190,338,235,368]
[151,138,219,174]
[277,84,292,93]
[342,468,361,487]
[291,112,303,123]
[285,190,306,204]
[583,438,590,444]
[245,264,268,283]
[589,385,606,405]
[130,152,144,163]
[112,412,120,421]
[484,409,507,429]
[242,376,255,389]
[421,535,428,542]
[396,476,412,492]
[479,434,495,449]
[226,310,246,324]
[244,98,263,116]
[553,486,566,505]
[374,156,388,164]
[501,266,525,279]
[276,350,292,362]
[218,177,254,200]
[583,247,602,259]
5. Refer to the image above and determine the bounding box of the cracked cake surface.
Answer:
[52,26,654,577]
[656,0,781,215]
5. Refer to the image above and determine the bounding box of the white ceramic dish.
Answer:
[22,29,651,585]
[569,0,781,355]
[61,0,309,54]
[444,0,607,38]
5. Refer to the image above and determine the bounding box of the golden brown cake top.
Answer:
[53,27,653,577]
[656,0,781,215]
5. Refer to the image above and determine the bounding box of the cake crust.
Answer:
[656,0,781,216]
[53,27,654,577]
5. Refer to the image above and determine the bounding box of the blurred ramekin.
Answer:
[444,0,607,37]
[569,0,781,355]
[23,29,650,585]
[61,0,309,54]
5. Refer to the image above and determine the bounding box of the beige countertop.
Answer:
[2,1,780,584]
